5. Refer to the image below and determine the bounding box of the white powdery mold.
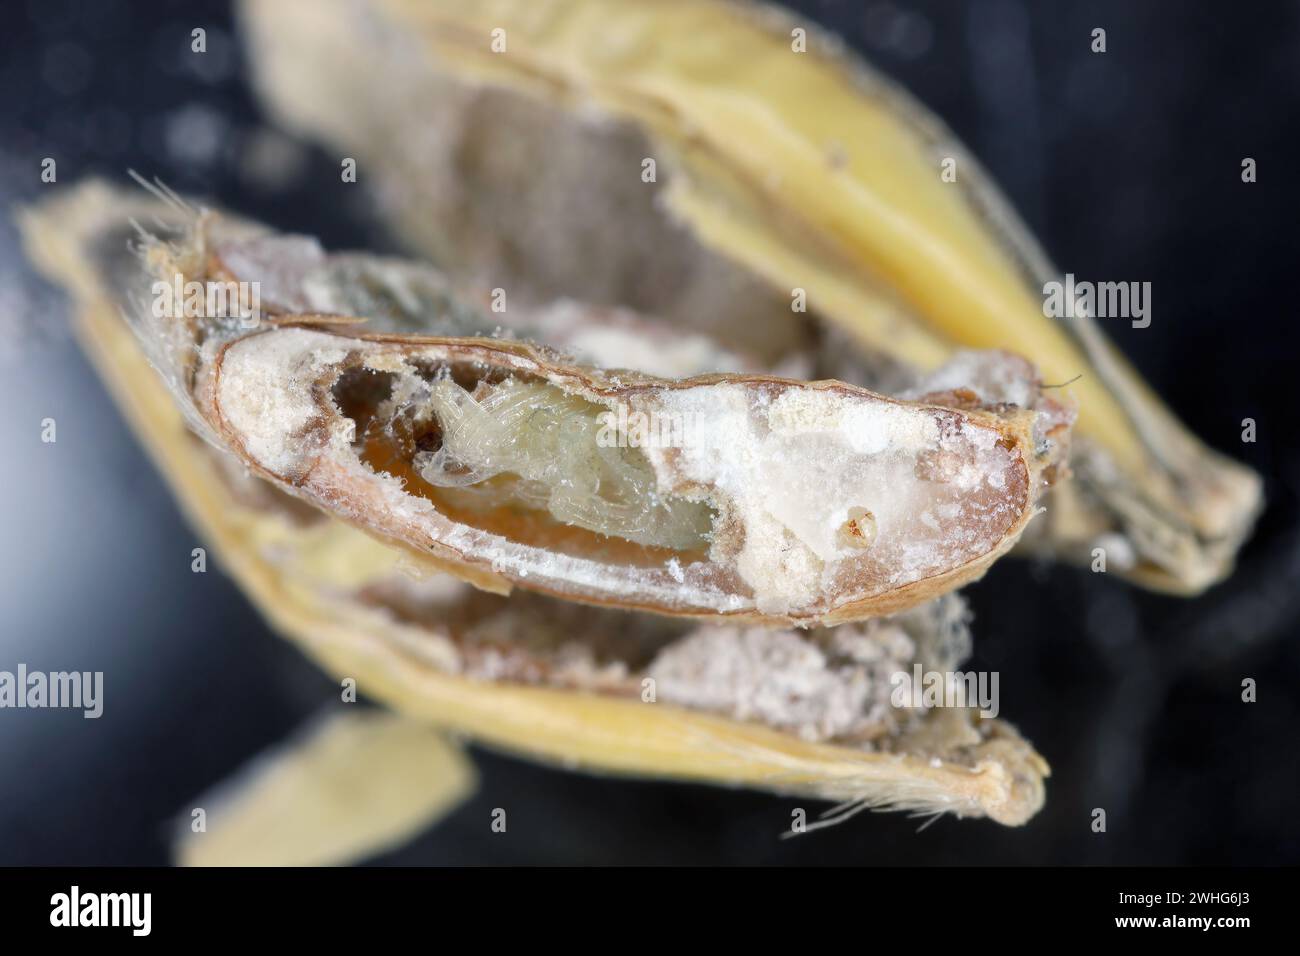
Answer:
[648,621,919,743]
[649,382,1014,615]
[904,349,1038,409]
[650,626,870,742]
[217,327,355,475]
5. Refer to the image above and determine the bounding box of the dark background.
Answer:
[1,0,1297,865]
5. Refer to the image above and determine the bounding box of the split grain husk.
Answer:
[19,182,1050,828]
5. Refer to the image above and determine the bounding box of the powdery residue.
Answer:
[904,349,1038,408]
[217,327,356,475]
[647,620,917,743]
[652,383,1012,615]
